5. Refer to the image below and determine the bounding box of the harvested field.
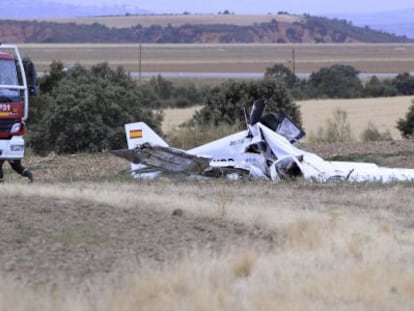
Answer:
[299,96,414,139]
[160,96,414,140]
[162,106,201,132]
[19,43,414,73]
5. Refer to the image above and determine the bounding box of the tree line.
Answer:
[265,63,414,99]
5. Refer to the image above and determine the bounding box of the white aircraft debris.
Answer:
[111,100,414,183]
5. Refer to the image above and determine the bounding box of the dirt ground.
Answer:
[1,139,414,286]
[0,195,277,285]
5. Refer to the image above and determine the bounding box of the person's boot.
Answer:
[22,170,33,183]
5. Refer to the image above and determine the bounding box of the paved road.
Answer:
[130,71,410,80]
[39,71,413,80]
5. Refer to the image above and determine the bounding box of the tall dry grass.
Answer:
[0,181,413,310]
[308,108,354,143]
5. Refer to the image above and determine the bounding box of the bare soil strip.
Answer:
[0,195,276,285]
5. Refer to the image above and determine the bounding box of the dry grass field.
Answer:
[1,157,414,310]
[0,140,414,310]
[299,96,414,140]
[162,106,201,132]
[19,43,414,73]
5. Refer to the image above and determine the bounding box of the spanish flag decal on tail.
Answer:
[125,122,168,150]
[129,129,143,139]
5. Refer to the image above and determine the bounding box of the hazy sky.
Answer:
[51,0,413,14]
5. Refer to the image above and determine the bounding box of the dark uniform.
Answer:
[0,159,33,182]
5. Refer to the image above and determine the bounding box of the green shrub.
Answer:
[190,79,301,129]
[397,100,414,138]
[264,64,298,88]
[363,76,398,97]
[29,63,162,154]
[307,65,363,98]
[392,73,414,95]
[360,122,392,142]
[308,109,354,143]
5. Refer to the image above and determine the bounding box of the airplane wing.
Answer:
[111,143,212,175]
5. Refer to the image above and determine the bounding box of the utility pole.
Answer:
[137,28,142,81]
[139,41,142,81]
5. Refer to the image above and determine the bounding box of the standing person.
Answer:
[0,159,33,183]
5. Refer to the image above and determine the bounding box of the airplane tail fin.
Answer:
[124,122,168,149]
[121,122,168,179]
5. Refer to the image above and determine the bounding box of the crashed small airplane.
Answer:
[111,100,414,183]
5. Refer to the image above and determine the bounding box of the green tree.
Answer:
[28,61,70,127]
[308,64,363,98]
[191,79,301,128]
[397,100,414,138]
[264,64,298,88]
[392,73,414,95]
[137,75,203,109]
[363,76,398,97]
[38,61,67,93]
[29,63,162,154]
[147,75,174,100]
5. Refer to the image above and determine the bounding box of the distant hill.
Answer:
[0,0,150,19]
[0,14,411,44]
[328,9,414,39]
[1,1,413,39]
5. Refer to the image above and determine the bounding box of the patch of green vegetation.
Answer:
[2,219,109,246]
[2,222,39,244]
[56,173,134,184]
[49,222,108,246]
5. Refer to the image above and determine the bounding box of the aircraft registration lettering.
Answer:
[129,129,143,139]
[230,138,245,146]
[212,158,235,162]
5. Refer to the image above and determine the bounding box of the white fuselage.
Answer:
[122,121,414,183]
